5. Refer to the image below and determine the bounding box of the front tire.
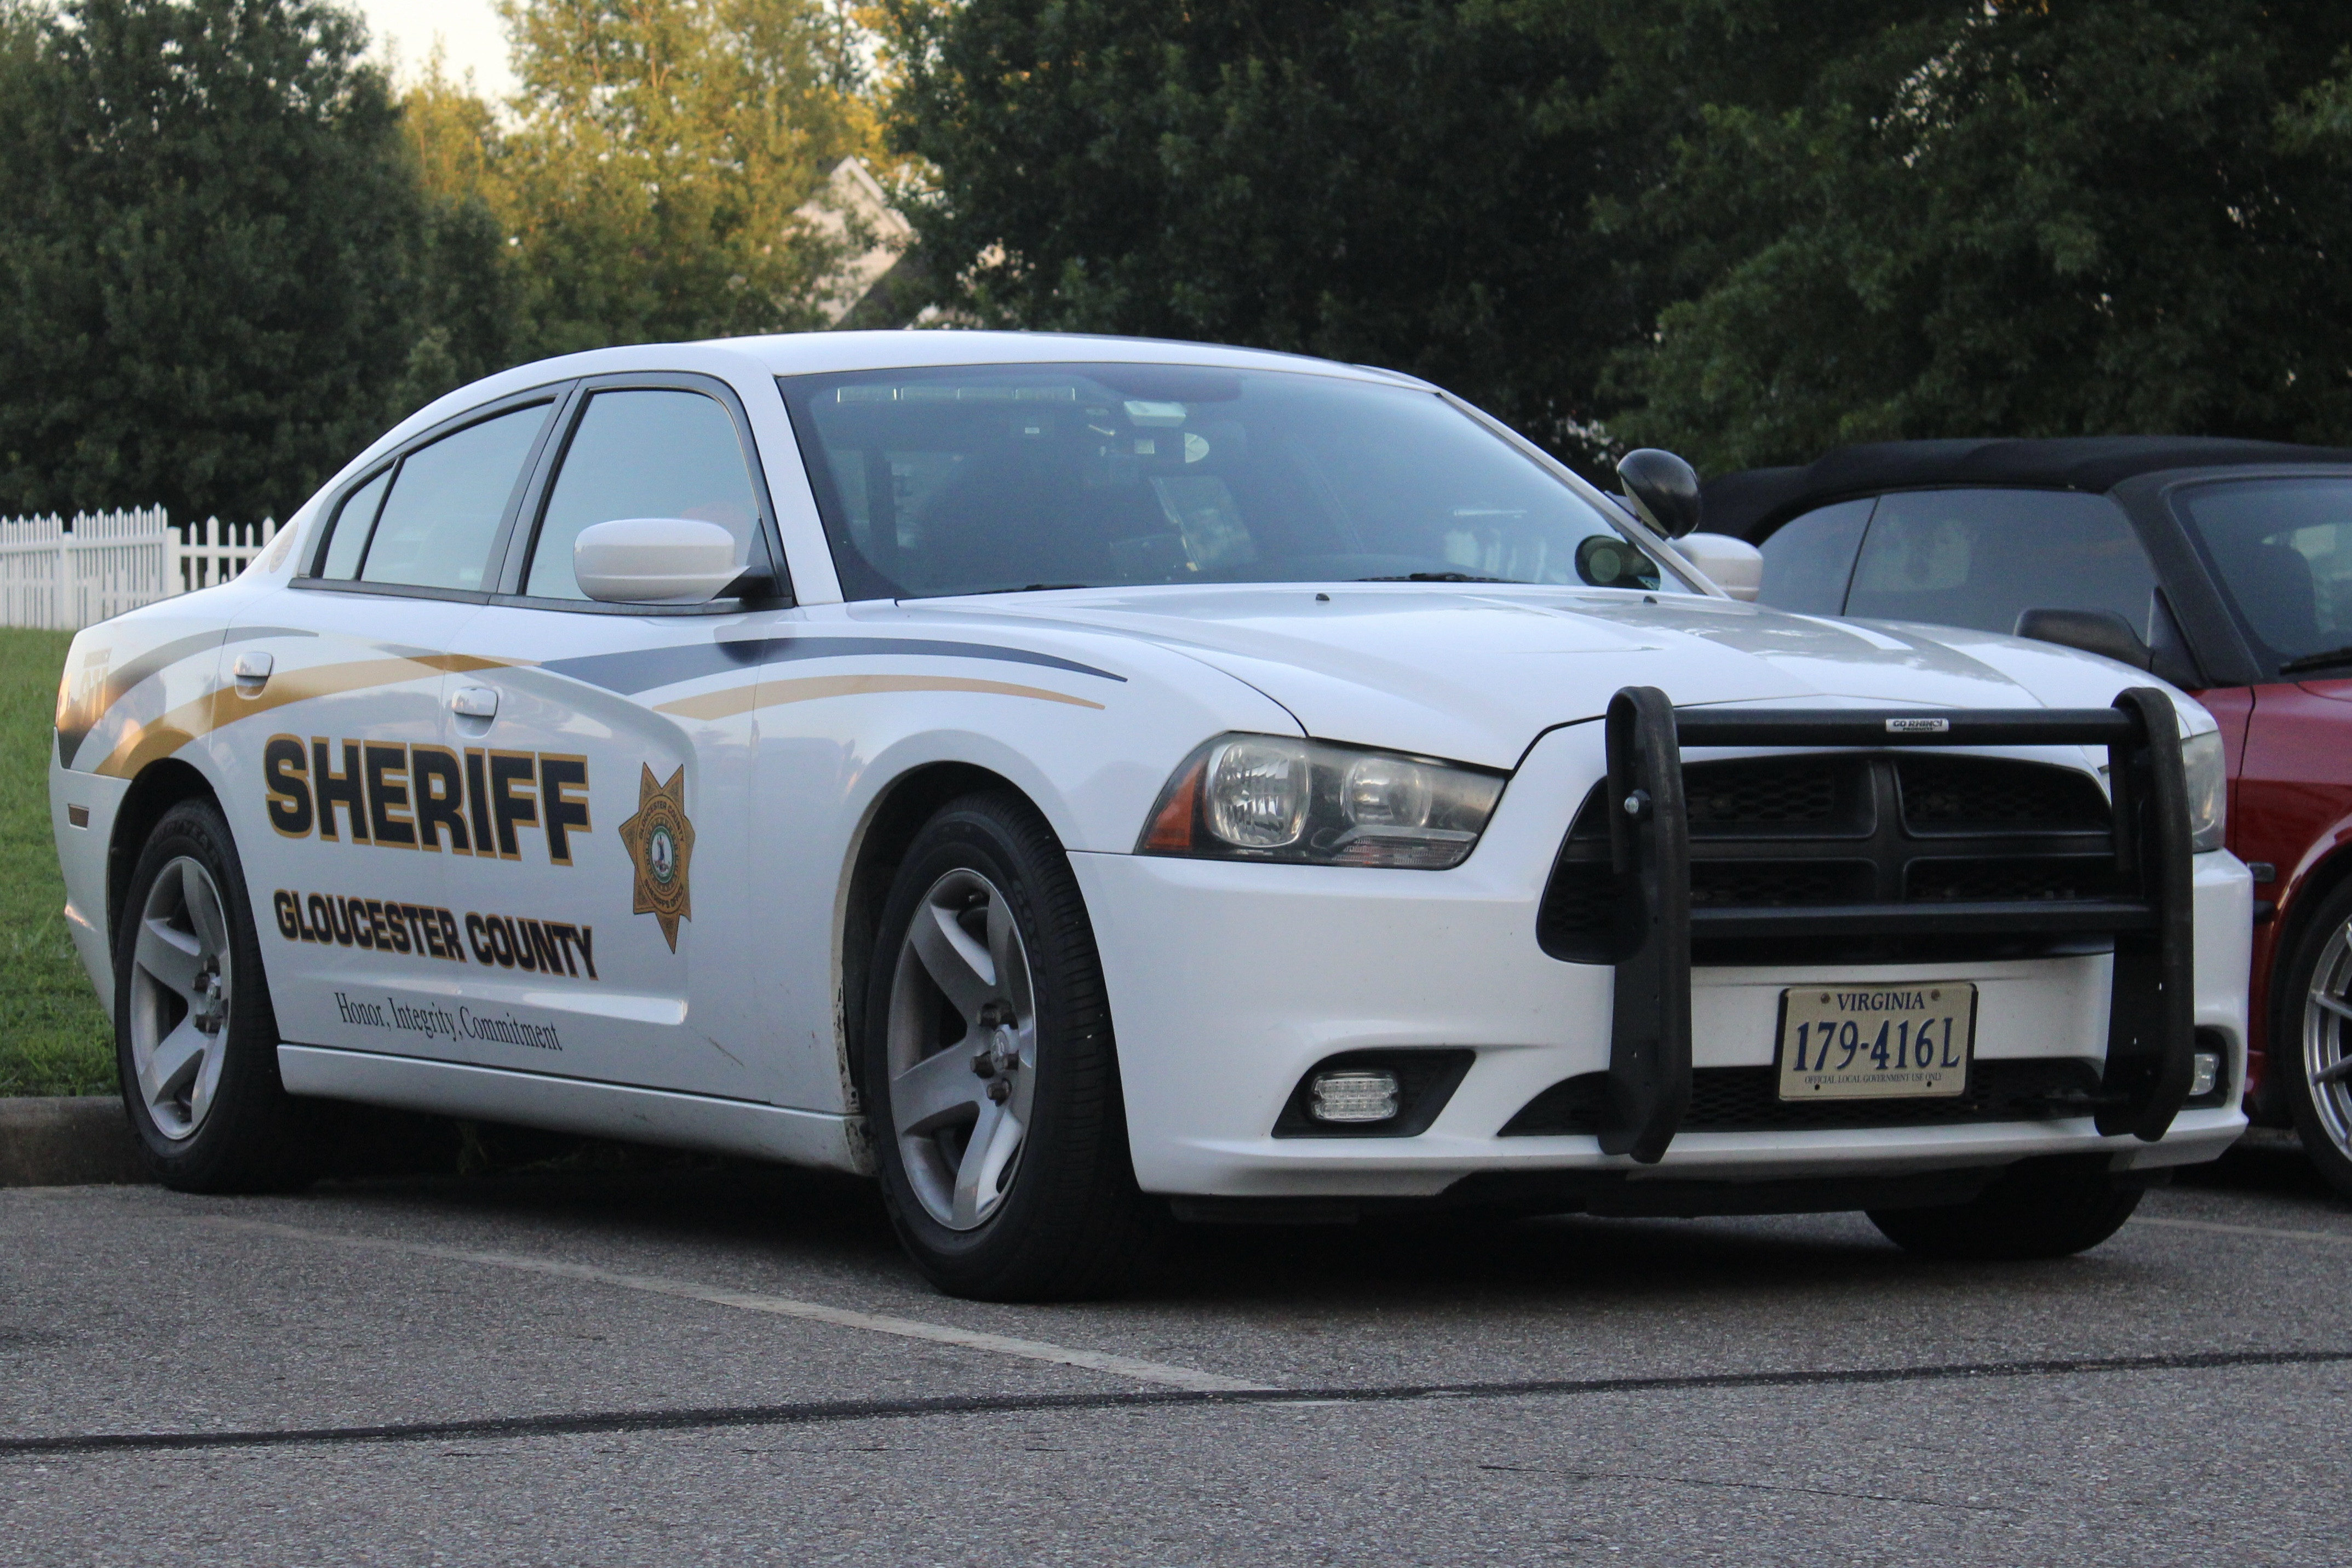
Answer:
[2278,880,2352,1199]
[113,798,315,1191]
[1867,1155,2142,1260]
[861,791,1160,1300]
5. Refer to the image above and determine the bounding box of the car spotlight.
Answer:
[2189,1048,2221,1100]
[1308,1069,1402,1124]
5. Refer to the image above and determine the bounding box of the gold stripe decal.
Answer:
[655,673,1106,721]
[91,654,517,779]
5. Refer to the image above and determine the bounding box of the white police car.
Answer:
[50,334,2250,1299]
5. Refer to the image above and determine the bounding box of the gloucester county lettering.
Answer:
[273,889,598,980]
[263,734,590,864]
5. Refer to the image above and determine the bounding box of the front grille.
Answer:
[1896,756,2109,831]
[1501,1058,2106,1135]
[1685,758,1841,826]
[1691,861,1870,908]
[1906,856,2119,903]
[1537,752,2118,966]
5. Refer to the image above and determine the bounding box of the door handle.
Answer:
[231,651,272,694]
[450,686,500,720]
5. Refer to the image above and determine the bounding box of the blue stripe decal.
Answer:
[540,637,1125,697]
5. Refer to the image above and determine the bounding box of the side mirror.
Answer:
[574,517,744,605]
[1616,448,1703,539]
[2013,607,2152,671]
[1673,533,1763,602]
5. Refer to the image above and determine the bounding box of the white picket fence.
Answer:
[0,509,280,630]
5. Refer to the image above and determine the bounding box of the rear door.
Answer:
[434,374,786,1099]
[211,391,565,1062]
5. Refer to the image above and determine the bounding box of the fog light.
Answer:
[2189,1049,2222,1099]
[1309,1069,1401,1124]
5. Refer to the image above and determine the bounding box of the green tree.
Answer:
[888,0,2352,474]
[879,0,1645,463]
[0,0,495,520]
[405,0,875,358]
[1605,0,2352,470]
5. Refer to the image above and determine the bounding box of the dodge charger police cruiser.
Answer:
[50,334,2251,1299]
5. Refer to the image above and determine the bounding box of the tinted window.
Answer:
[355,405,548,591]
[319,467,389,580]
[526,390,762,600]
[1758,498,1872,614]
[2175,476,2352,674]
[778,364,1673,599]
[1844,489,2158,638]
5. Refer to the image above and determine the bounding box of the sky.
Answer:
[353,0,518,100]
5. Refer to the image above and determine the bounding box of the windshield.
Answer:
[2175,476,2352,675]
[777,363,1679,599]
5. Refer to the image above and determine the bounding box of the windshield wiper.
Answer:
[966,583,1092,595]
[2279,645,2352,676]
[1354,571,1513,583]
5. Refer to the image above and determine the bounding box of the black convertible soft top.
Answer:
[1702,436,2352,542]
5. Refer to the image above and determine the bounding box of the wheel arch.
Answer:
[835,761,1042,1118]
[2263,836,2352,1107]
[107,759,222,965]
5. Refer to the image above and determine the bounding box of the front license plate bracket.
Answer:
[1776,983,1978,1101]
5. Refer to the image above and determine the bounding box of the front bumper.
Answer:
[1076,713,2252,1202]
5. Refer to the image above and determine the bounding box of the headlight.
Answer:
[2183,728,2225,854]
[1138,734,1506,869]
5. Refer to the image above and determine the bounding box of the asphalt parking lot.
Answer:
[4,1135,2348,1567]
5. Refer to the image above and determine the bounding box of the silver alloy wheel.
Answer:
[884,868,1038,1231]
[128,856,234,1141]
[2306,917,2352,1157]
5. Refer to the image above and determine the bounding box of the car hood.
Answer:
[939,584,2200,770]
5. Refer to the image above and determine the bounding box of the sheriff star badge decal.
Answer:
[617,764,694,951]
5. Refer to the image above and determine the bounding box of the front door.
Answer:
[438,377,778,1100]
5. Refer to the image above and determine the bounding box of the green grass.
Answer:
[0,629,115,1097]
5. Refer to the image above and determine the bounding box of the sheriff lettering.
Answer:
[263,734,590,864]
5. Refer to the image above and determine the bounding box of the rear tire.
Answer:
[1867,1155,2141,1260]
[861,791,1161,1300]
[113,798,317,1192]
[2275,881,2352,1200]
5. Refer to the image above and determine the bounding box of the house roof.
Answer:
[1701,436,2352,541]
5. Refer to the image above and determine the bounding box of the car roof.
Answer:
[355,331,1436,498]
[722,329,1422,384]
[1702,435,2352,541]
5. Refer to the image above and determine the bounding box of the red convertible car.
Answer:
[1707,438,2352,1192]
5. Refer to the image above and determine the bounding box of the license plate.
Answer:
[1776,983,1977,1100]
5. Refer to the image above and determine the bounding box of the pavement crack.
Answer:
[3,1345,2348,1457]
[1475,1463,2020,1514]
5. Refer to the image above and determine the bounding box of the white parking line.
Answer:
[200,1216,1274,1393]
[2136,1215,2352,1247]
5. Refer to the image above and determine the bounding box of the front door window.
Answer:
[524,389,763,600]
[1842,489,2160,638]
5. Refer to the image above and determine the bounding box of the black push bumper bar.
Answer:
[1598,687,2196,1163]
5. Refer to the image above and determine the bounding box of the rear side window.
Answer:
[524,390,761,600]
[1843,489,2158,638]
[1758,498,1872,614]
[314,404,549,591]
[320,467,389,581]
